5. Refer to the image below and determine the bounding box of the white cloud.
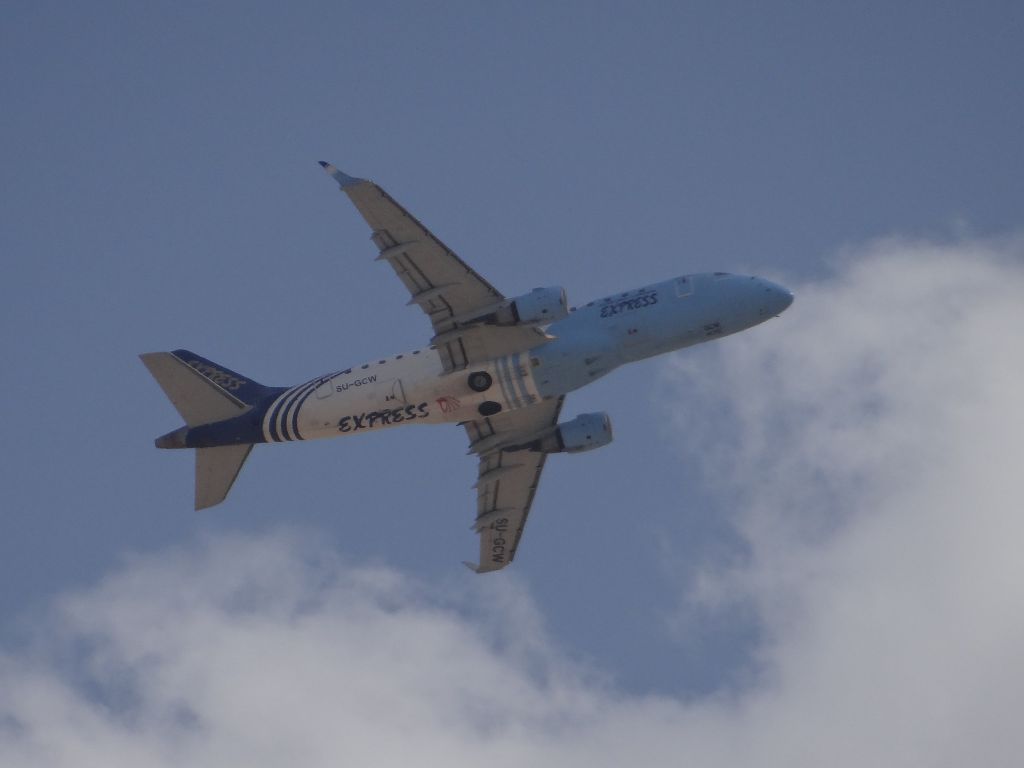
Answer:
[2,236,1023,767]
[663,235,1024,764]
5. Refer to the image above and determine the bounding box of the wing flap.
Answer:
[435,324,552,372]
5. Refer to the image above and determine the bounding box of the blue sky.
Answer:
[2,3,1023,764]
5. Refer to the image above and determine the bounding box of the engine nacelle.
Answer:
[493,286,569,326]
[534,412,613,454]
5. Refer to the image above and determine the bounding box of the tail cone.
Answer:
[155,426,188,449]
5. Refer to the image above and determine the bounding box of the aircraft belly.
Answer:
[479,351,543,412]
[399,352,545,423]
[258,351,535,440]
[528,329,620,398]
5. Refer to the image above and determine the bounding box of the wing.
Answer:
[320,162,547,371]
[463,397,565,573]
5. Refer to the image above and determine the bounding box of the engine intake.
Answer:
[534,412,613,454]
[493,287,568,326]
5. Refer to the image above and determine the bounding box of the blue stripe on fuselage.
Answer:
[266,391,289,442]
[278,383,309,441]
[501,355,521,409]
[511,352,530,405]
[495,355,514,408]
[277,379,320,441]
[288,379,325,440]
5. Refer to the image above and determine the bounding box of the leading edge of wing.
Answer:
[319,160,366,189]
[316,160,518,371]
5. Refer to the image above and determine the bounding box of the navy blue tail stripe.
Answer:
[268,384,309,442]
[290,383,323,441]
[282,380,320,441]
[290,371,350,441]
[267,394,288,442]
[278,380,318,441]
[265,370,346,443]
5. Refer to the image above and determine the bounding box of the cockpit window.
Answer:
[713,272,734,279]
[676,277,694,297]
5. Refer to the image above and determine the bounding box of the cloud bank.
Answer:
[3,236,1023,767]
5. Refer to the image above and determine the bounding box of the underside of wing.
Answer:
[463,397,565,573]
[320,163,552,371]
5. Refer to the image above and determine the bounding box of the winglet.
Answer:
[462,561,481,573]
[318,160,365,189]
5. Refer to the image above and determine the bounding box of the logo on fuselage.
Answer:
[338,402,430,433]
[599,290,658,318]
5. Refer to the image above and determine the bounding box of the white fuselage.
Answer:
[257,272,792,445]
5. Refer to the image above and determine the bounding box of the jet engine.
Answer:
[533,412,613,454]
[491,287,568,326]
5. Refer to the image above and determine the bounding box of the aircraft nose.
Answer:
[774,284,794,314]
[759,279,794,317]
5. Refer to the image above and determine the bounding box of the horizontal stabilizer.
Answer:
[195,445,253,510]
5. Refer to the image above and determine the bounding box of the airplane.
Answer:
[141,162,793,572]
